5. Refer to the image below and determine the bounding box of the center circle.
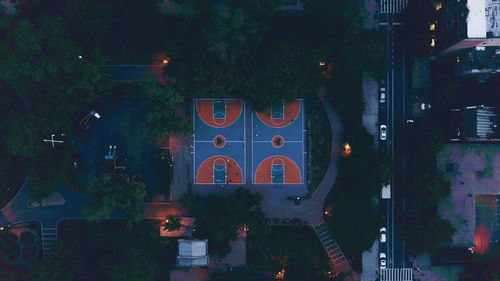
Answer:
[213,135,227,148]
[272,135,285,148]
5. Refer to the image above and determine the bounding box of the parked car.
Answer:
[380,253,387,269]
[421,103,432,110]
[381,184,391,199]
[380,88,386,103]
[380,124,387,140]
[380,227,387,243]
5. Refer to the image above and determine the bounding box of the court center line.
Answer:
[194,140,245,143]
[252,140,304,143]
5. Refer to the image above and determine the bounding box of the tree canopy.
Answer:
[86,174,147,225]
[181,188,266,258]
[138,79,191,138]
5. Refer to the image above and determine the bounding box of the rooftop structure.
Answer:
[450,105,500,141]
[177,239,209,267]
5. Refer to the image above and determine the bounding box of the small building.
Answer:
[450,105,500,142]
[177,239,209,267]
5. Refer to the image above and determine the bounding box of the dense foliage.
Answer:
[403,118,455,255]
[86,174,147,225]
[35,220,165,281]
[248,225,333,281]
[181,188,267,258]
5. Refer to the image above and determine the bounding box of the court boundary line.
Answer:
[253,140,303,143]
[195,140,245,143]
[193,102,197,184]
[302,99,305,185]
[252,155,302,185]
[194,98,244,129]
[243,101,246,185]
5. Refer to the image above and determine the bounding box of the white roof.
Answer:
[467,0,487,38]
[178,239,207,257]
[177,239,209,267]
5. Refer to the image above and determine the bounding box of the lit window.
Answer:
[429,24,436,31]
[431,38,436,47]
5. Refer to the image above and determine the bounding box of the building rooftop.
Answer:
[467,0,500,38]
[450,105,500,141]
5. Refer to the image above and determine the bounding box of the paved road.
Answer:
[379,10,408,269]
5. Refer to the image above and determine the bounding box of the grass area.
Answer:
[247,225,331,281]
[307,95,332,191]
[155,150,171,196]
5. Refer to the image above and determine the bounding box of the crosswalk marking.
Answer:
[379,0,408,13]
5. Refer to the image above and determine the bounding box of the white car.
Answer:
[421,103,432,110]
[380,227,387,243]
[380,253,387,269]
[380,124,387,141]
[380,88,386,103]
[381,184,391,199]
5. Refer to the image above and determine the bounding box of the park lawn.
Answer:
[308,96,332,191]
[247,226,331,281]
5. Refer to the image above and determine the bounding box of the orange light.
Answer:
[275,268,286,280]
[162,58,170,65]
[343,143,352,157]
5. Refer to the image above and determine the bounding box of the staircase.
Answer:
[313,223,351,273]
[42,227,58,257]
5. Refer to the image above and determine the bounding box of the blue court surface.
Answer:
[193,99,305,186]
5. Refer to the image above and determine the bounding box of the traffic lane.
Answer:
[391,24,408,268]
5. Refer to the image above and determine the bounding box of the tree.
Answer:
[209,271,272,281]
[28,148,79,203]
[201,3,260,63]
[0,15,113,130]
[247,44,322,111]
[404,210,455,255]
[162,215,182,231]
[4,114,48,158]
[102,249,158,281]
[138,78,191,138]
[35,241,85,281]
[408,170,451,209]
[86,174,147,225]
[181,188,266,258]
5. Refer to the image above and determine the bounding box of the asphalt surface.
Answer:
[379,11,408,269]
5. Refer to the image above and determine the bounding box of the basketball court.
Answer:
[193,99,305,186]
[252,99,304,184]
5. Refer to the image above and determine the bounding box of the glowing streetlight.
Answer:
[275,268,286,280]
[78,55,83,59]
[429,24,436,31]
[431,38,436,48]
[342,142,352,157]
